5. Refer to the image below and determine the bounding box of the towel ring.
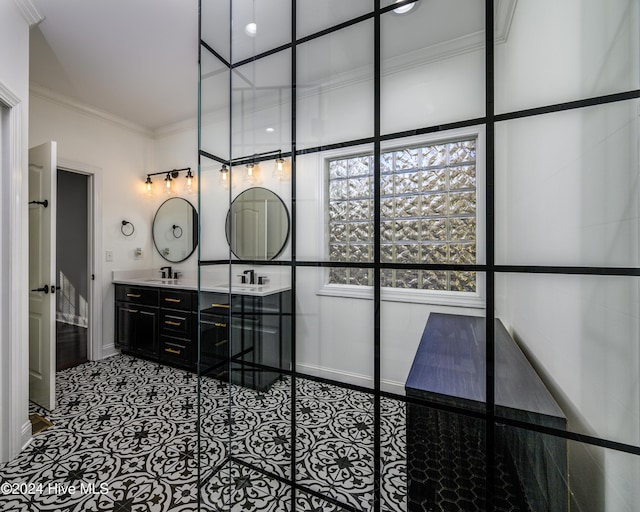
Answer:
[121,220,135,237]
[172,224,183,238]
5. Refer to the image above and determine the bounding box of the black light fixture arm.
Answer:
[145,167,191,179]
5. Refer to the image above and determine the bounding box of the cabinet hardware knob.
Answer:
[126,293,141,298]
[164,298,181,303]
[214,322,227,328]
[165,320,181,326]
[165,348,181,355]
[128,309,139,313]
[211,303,230,308]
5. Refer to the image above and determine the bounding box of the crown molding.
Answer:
[13,0,44,27]
[30,84,154,138]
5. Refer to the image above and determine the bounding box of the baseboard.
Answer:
[296,363,405,395]
[20,420,32,451]
[101,344,119,360]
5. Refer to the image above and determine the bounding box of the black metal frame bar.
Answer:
[197,0,640,510]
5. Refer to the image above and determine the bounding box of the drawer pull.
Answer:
[128,309,139,313]
[215,339,228,347]
[164,298,182,303]
[165,347,181,355]
[211,303,230,308]
[214,322,227,328]
[165,320,182,327]
[126,293,141,298]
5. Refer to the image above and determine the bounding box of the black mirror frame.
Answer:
[152,197,199,263]
[225,187,290,261]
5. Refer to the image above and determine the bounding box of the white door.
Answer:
[28,142,57,411]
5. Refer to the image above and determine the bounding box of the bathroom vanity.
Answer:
[114,277,291,391]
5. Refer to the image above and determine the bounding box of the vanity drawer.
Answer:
[160,337,191,367]
[160,289,193,311]
[160,310,192,338]
[116,285,158,306]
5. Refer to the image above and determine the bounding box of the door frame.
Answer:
[58,158,103,362]
[0,82,31,462]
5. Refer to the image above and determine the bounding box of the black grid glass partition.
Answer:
[198,1,640,511]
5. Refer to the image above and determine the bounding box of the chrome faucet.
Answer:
[243,269,255,284]
[160,266,172,279]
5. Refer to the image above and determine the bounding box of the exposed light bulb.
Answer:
[277,159,284,172]
[145,176,152,191]
[246,163,254,176]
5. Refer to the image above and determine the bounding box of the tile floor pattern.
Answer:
[0,355,407,512]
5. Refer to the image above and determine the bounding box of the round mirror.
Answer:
[226,187,290,260]
[152,197,198,263]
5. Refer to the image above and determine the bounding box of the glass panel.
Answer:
[199,155,231,261]
[231,50,291,159]
[200,48,230,160]
[495,273,640,447]
[231,0,291,64]
[201,0,230,62]
[495,0,640,114]
[495,100,640,267]
[493,425,569,512]
[567,439,640,512]
[296,20,374,150]
[381,0,485,134]
[297,0,373,38]
[405,402,487,511]
[297,143,374,263]
[296,267,374,389]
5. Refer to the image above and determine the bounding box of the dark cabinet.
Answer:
[199,290,291,391]
[115,286,159,358]
[115,283,291,390]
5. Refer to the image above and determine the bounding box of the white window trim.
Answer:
[316,125,486,309]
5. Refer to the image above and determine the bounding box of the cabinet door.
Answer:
[116,302,158,357]
[136,307,159,356]
[116,302,136,350]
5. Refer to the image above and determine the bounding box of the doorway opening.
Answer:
[55,169,90,371]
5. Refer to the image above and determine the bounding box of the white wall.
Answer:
[29,90,156,358]
[495,1,640,510]
[0,0,33,462]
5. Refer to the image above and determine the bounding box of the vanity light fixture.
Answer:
[246,163,255,177]
[143,168,190,196]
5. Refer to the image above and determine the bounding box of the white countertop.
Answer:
[112,274,291,297]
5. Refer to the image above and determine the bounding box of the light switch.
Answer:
[105,250,113,262]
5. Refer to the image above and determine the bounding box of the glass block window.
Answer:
[327,138,477,292]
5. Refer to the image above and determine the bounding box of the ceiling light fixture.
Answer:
[245,22,257,37]
[393,0,416,14]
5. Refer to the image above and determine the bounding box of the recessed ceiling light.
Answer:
[265,127,275,133]
[245,22,257,37]
[393,0,416,14]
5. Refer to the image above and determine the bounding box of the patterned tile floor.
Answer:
[0,355,407,512]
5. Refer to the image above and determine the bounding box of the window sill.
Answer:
[316,284,485,309]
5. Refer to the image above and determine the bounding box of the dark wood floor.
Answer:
[56,321,87,371]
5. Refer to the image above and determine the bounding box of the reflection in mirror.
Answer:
[152,197,198,263]
[225,187,290,260]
